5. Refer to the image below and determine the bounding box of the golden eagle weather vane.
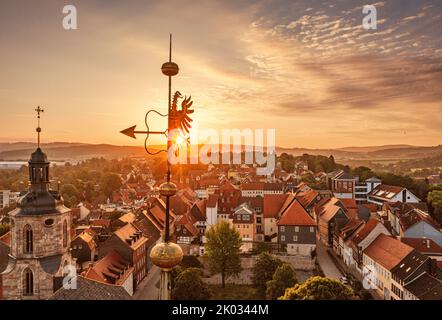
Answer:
[120,34,194,301]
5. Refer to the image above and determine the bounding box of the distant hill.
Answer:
[0,143,150,161]
[275,145,442,160]
[336,145,414,153]
[0,142,441,162]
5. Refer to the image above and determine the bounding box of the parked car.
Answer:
[340,276,349,285]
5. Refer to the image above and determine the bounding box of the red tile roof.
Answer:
[149,205,169,227]
[263,194,291,219]
[91,219,110,228]
[0,231,11,246]
[401,238,442,255]
[207,194,219,208]
[278,200,316,226]
[316,198,342,222]
[84,249,132,285]
[340,218,365,240]
[339,198,358,210]
[175,213,199,236]
[296,189,319,208]
[398,209,439,231]
[241,182,264,190]
[263,183,283,191]
[369,184,407,200]
[114,223,147,250]
[73,231,97,251]
[220,181,240,191]
[351,218,380,245]
[190,199,207,221]
[363,234,414,270]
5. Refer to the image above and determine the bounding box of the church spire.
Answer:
[35,106,44,148]
[29,107,49,192]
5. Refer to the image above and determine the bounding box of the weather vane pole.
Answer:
[120,34,194,300]
[35,106,44,147]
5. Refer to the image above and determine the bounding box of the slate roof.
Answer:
[49,276,132,300]
[39,254,62,274]
[190,199,207,222]
[391,250,429,282]
[404,272,442,300]
[133,210,161,249]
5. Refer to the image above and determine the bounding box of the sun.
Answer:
[174,134,186,146]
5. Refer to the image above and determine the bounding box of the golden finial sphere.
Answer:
[150,241,183,270]
[159,181,177,197]
[161,62,179,76]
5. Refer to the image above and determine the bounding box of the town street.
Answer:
[133,266,161,300]
[316,241,343,280]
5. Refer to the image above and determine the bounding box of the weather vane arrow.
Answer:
[119,33,195,301]
[120,125,167,139]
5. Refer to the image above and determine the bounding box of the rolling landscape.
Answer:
[1,142,441,175]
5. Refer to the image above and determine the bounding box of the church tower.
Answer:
[0,107,74,300]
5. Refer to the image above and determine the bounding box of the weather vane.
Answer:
[120,34,194,301]
[120,34,194,155]
[35,106,44,147]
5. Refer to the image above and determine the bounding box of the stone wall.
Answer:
[11,212,71,258]
[276,254,316,271]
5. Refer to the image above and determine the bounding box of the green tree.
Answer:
[101,173,122,199]
[351,166,375,181]
[172,268,210,300]
[251,252,282,298]
[60,184,80,202]
[280,276,355,300]
[204,220,242,288]
[428,190,442,224]
[266,263,298,300]
[0,223,10,237]
[253,242,272,254]
[171,265,184,290]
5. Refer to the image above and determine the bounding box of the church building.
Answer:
[0,108,74,299]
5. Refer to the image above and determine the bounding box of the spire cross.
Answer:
[35,106,44,147]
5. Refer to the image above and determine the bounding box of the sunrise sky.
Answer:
[0,0,441,148]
